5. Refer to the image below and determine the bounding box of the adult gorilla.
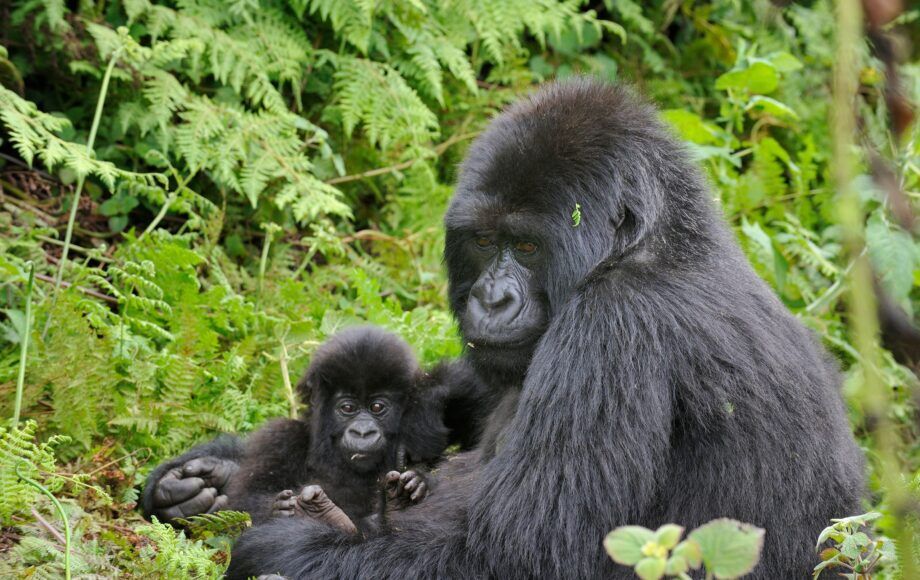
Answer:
[229,78,864,579]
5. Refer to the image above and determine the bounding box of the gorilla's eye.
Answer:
[370,402,386,414]
[515,241,537,254]
[339,402,357,415]
[475,237,493,248]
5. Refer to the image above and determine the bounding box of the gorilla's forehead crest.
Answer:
[301,326,419,400]
[457,78,667,209]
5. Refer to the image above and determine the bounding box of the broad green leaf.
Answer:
[687,519,765,579]
[866,212,915,314]
[673,539,703,569]
[715,62,779,94]
[745,96,799,119]
[654,524,684,549]
[634,557,666,580]
[604,526,655,566]
[661,109,720,145]
[766,51,803,72]
[665,554,689,575]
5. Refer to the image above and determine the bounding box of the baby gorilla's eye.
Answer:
[475,237,493,248]
[515,241,537,254]
[339,403,357,414]
[369,402,386,414]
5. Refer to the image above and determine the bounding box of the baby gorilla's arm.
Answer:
[270,486,357,534]
[384,469,428,510]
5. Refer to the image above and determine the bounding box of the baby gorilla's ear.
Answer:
[295,373,322,410]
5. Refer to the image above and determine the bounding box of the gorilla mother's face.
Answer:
[445,206,550,375]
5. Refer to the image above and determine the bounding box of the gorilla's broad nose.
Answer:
[348,423,380,441]
[470,277,522,323]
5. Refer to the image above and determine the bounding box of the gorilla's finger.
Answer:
[276,489,294,500]
[182,457,237,488]
[399,470,417,483]
[411,482,427,502]
[157,487,218,521]
[153,471,206,507]
[384,471,401,484]
[207,494,228,514]
[403,477,419,493]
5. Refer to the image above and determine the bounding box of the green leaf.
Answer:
[866,212,915,313]
[665,555,689,575]
[98,193,139,216]
[687,519,765,579]
[745,96,799,119]
[715,62,779,94]
[654,524,684,549]
[661,109,721,145]
[634,557,666,580]
[673,539,703,569]
[766,52,803,72]
[604,526,655,566]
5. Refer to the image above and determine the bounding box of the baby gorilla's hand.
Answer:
[297,485,358,534]
[384,470,428,510]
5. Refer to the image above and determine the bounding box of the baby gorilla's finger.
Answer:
[182,457,237,488]
[410,481,427,502]
[157,487,218,521]
[402,476,419,493]
[153,469,206,507]
[276,489,294,500]
[207,494,228,514]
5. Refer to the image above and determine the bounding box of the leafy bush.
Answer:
[0,0,917,576]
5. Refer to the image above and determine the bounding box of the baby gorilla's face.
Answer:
[332,391,403,472]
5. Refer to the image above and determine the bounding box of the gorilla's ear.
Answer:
[610,204,641,255]
[295,373,320,407]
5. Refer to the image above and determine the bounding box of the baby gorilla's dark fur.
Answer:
[225,326,486,532]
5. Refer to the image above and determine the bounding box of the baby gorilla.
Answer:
[222,326,458,532]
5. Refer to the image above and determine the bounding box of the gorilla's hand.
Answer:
[384,469,428,509]
[149,456,238,521]
[298,485,358,534]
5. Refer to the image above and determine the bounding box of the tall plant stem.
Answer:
[833,0,915,575]
[45,49,122,336]
[13,262,35,427]
[16,461,71,580]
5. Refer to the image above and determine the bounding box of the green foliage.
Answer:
[814,512,896,579]
[0,0,917,576]
[604,519,765,579]
[134,518,223,579]
[0,420,67,525]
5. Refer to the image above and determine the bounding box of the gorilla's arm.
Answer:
[431,358,495,450]
[224,418,313,525]
[141,434,244,523]
[401,359,492,462]
[227,282,673,578]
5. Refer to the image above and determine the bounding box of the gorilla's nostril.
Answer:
[349,425,379,439]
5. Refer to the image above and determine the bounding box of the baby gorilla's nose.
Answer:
[347,422,380,441]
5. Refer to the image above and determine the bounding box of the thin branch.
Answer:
[34,273,118,305]
[31,507,66,545]
[325,131,478,185]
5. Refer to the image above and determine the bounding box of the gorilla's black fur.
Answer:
[141,327,487,526]
[227,79,865,579]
